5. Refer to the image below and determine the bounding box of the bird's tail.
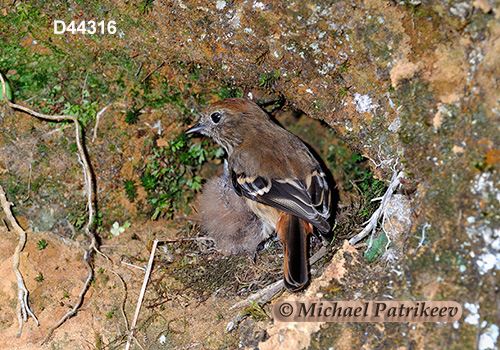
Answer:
[277,213,313,291]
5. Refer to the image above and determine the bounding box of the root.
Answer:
[0,73,100,344]
[348,147,406,248]
[0,185,39,337]
[226,242,330,331]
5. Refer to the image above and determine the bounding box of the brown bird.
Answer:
[186,98,331,291]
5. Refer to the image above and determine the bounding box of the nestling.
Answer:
[196,170,272,255]
[187,98,332,291]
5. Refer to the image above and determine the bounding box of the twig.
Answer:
[157,236,213,243]
[82,72,89,98]
[226,279,284,332]
[141,61,165,83]
[310,244,328,265]
[227,279,281,310]
[135,62,143,77]
[42,124,71,137]
[92,104,111,142]
[0,73,99,344]
[0,185,39,337]
[125,238,158,350]
[227,242,330,326]
[120,260,146,272]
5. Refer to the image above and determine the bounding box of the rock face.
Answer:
[149,2,500,347]
[1,0,499,348]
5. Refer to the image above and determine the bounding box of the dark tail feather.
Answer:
[277,213,312,291]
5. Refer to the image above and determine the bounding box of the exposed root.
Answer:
[42,259,94,345]
[0,185,39,337]
[0,73,100,344]
[110,269,130,335]
[349,160,405,246]
[226,280,284,332]
[141,60,165,83]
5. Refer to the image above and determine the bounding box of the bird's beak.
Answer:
[185,122,205,135]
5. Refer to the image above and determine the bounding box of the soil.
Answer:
[0,217,277,349]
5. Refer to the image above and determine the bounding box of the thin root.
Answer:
[1,73,99,344]
[349,168,405,246]
[0,185,39,337]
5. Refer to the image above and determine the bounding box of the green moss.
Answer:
[361,17,402,64]
[397,79,434,147]
[215,85,243,100]
[425,175,459,217]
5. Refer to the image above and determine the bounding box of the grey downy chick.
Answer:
[196,169,273,255]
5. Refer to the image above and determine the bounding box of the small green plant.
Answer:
[106,308,115,319]
[139,0,154,14]
[15,2,34,22]
[0,76,12,101]
[326,145,389,239]
[124,179,138,202]
[338,88,348,99]
[242,300,268,320]
[93,212,104,233]
[63,291,70,298]
[364,232,391,262]
[473,156,494,173]
[141,133,223,220]
[37,239,48,250]
[98,267,104,274]
[125,106,142,124]
[35,272,44,282]
[258,70,280,89]
[70,211,86,230]
[216,85,243,100]
[339,59,350,73]
[61,90,99,128]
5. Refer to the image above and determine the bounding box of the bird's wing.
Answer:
[230,167,331,233]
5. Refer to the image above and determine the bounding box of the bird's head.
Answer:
[185,98,269,155]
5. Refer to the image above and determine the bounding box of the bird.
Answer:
[196,169,272,255]
[186,98,332,291]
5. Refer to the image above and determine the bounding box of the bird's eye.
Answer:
[210,112,222,124]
